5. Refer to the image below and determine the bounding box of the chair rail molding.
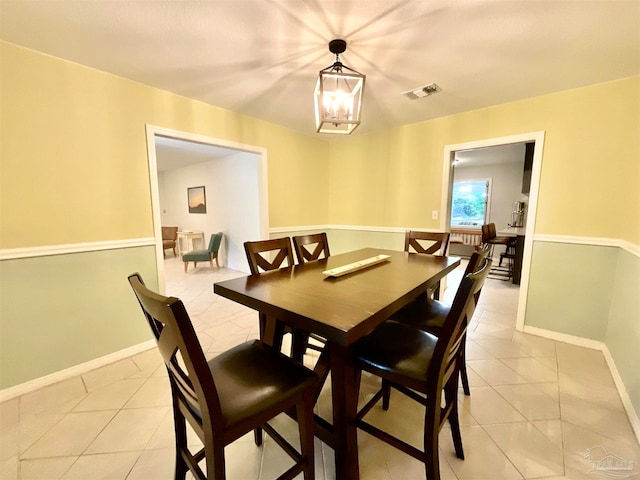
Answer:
[269,226,640,259]
[533,234,640,258]
[269,224,448,234]
[0,238,156,260]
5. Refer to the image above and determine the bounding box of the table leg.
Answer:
[329,344,360,480]
[513,235,525,285]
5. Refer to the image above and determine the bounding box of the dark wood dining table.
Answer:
[213,247,460,480]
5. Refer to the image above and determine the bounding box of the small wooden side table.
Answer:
[176,231,205,256]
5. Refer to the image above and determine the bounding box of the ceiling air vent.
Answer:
[402,83,441,100]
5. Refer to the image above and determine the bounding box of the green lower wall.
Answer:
[0,246,158,389]
[605,249,640,415]
[526,240,639,416]
[2,235,638,420]
[525,241,618,340]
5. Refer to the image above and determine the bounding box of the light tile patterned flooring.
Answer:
[1,255,638,479]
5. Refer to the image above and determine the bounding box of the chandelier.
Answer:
[314,39,365,134]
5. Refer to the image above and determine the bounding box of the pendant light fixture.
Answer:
[314,39,365,134]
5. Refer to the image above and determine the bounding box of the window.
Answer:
[450,179,490,227]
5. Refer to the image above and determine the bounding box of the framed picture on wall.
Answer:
[187,186,207,214]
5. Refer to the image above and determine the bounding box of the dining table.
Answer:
[213,247,461,480]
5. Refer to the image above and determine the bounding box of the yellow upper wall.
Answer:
[330,76,640,244]
[0,42,330,248]
[2,42,638,248]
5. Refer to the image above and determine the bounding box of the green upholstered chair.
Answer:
[183,232,223,273]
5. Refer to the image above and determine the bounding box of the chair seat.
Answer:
[211,340,318,430]
[390,294,449,333]
[182,249,211,262]
[354,320,438,393]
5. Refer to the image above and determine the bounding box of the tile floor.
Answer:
[1,255,638,480]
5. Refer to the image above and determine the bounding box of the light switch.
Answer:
[432,210,438,220]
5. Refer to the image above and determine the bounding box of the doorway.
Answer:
[440,132,545,330]
[145,125,269,293]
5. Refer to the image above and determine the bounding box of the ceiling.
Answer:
[154,136,245,172]
[2,1,639,137]
[455,142,526,168]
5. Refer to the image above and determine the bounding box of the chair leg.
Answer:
[381,379,391,411]
[432,281,441,300]
[424,402,441,480]
[459,336,471,396]
[291,329,309,363]
[204,440,226,480]
[209,259,214,270]
[254,427,263,446]
[296,389,316,480]
[445,381,464,460]
[183,262,188,273]
[173,407,189,480]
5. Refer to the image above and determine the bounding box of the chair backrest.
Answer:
[481,223,498,243]
[292,232,330,264]
[429,259,492,386]
[244,237,294,274]
[463,244,491,276]
[162,226,178,241]
[404,230,450,255]
[208,232,223,253]
[463,244,491,304]
[128,273,222,438]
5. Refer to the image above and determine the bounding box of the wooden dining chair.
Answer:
[243,237,310,361]
[404,230,450,255]
[353,259,492,480]
[128,273,318,480]
[291,233,330,355]
[387,245,491,396]
[244,237,294,274]
[292,233,331,265]
[481,222,515,279]
[404,230,451,299]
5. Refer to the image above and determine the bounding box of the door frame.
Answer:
[145,125,269,293]
[440,131,545,330]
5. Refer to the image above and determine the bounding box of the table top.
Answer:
[498,226,526,236]
[214,248,460,346]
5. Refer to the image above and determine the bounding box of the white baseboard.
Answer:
[602,347,640,446]
[523,325,606,350]
[0,340,156,402]
[523,325,640,445]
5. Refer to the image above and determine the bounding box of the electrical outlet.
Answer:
[432,210,438,220]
